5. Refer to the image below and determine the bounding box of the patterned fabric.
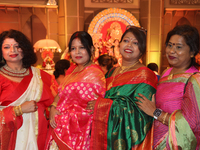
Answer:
[154,66,200,150]
[91,67,157,150]
[48,64,106,150]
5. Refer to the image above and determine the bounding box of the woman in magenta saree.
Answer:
[136,25,200,150]
[46,31,106,150]
[89,26,158,150]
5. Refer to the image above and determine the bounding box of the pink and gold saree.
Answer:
[47,64,106,150]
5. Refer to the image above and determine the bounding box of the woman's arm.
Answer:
[49,94,61,128]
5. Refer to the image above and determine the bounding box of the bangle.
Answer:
[162,112,168,125]
[51,102,57,108]
[14,105,23,116]
[19,105,23,115]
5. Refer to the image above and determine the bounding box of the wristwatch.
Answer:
[153,108,162,120]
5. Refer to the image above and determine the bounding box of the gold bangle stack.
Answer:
[51,102,57,108]
[14,105,23,116]
[162,112,168,125]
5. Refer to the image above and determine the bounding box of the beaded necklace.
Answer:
[0,64,29,78]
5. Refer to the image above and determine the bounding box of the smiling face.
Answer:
[2,38,23,65]
[119,32,141,64]
[70,38,90,67]
[166,34,193,70]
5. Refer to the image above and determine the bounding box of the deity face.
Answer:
[70,38,90,67]
[2,38,23,65]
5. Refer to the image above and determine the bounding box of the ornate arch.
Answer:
[88,8,140,34]
[88,8,140,64]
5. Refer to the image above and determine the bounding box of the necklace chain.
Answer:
[62,62,92,90]
[107,61,139,89]
[0,64,29,78]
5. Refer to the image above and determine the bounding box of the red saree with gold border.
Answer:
[0,67,54,150]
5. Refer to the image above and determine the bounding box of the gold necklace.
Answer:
[120,61,139,73]
[168,73,173,80]
[61,62,92,90]
[107,61,139,89]
[0,64,29,78]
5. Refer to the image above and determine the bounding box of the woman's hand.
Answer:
[86,100,97,110]
[86,100,97,115]
[49,106,61,128]
[21,100,38,113]
[135,94,156,117]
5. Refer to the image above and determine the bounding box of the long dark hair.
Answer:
[0,29,37,68]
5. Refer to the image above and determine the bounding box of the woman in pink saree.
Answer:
[136,25,200,149]
[46,31,106,150]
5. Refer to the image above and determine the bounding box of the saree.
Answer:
[91,67,157,150]
[0,66,54,150]
[154,66,200,150]
[47,64,106,150]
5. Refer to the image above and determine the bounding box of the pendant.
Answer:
[168,74,173,80]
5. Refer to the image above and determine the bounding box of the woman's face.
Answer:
[2,38,23,64]
[70,38,90,66]
[166,35,193,69]
[119,32,141,63]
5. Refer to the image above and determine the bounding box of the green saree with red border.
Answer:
[91,67,157,150]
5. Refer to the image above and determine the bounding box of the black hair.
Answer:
[53,59,70,79]
[120,26,147,56]
[98,54,118,71]
[147,63,158,72]
[68,31,94,63]
[0,29,37,68]
[165,25,200,68]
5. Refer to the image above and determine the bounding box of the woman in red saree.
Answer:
[88,26,158,150]
[0,29,54,150]
[136,25,200,150]
[46,31,106,150]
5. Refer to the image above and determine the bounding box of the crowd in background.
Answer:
[0,24,199,150]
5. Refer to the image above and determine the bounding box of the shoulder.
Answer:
[160,67,172,77]
[31,67,52,83]
[137,66,156,77]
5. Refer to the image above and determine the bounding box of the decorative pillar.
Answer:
[58,0,84,51]
[140,0,164,71]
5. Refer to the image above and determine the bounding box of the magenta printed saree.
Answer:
[48,64,106,150]
[154,66,200,150]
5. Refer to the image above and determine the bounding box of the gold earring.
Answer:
[191,55,194,58]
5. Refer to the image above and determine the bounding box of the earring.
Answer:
[191,55,194,58]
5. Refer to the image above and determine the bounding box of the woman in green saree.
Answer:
[87,26,158,150]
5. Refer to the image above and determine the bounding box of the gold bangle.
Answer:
[19,105,23,115]
[14,105,23,116]
[51,102,57,108]
[162,112,168,125]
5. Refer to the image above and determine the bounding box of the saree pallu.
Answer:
[0,67,54,150]
[91,67,157,150]
[154,66,200,150]
[49,64,106,150]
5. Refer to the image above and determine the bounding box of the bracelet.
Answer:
[51,102,57,108]
[162,112,168,125]
[19,105,23,115]
[14,105,23,116]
